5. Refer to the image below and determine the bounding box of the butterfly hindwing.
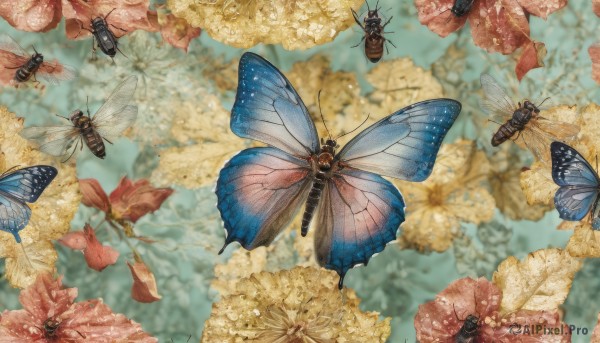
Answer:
[551,142,600,225]
[314,167,405,288]
[231,53,320,157]
[216,147,313,252]
[337,99,461,181]
[0,165,57,243]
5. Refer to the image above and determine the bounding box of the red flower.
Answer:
[414,277,570,342]
[0,0,62,32]
[414,0,566,54]
[0,272,157,342]
[146,11,201,52]
[59,224,120,272]
[127,260,162,303]
[79,177,174,224]
[589,43,600,84]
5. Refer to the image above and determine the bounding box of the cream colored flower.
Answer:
[202,266,391,342]
[0,107,80,288]
[395,140,495,252]
[167,0,364,50]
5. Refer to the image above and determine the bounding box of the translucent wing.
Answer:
[521,117,580,163]
[0,50,28,85]
[37,60,77,85]
[216,147,312,252]
[479,73,517,122]
[19,125,82,160]
[533,116,580,141]
[231,52,319,157]
[0,165,57,243]
[314,168,405,288]
[92,75,138,139]
[336,98,461,181]
[551,142,600,223]
[0,34,28,56]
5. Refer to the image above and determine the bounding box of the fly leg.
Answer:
[351,35,365,48]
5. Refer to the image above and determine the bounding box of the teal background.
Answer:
[0,1,598,342]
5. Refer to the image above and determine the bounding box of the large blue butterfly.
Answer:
[216,52,461,288]
[551,141,600,229]
[0,165,58,243]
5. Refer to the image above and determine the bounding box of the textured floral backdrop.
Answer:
[0,0,599,342]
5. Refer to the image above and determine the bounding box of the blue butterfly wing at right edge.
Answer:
[217,52,319,253]
[0,165,58,243]
[314,99,461,287]
[551,141,600,228]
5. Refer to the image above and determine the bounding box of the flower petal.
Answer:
[58,231,87,250]
[4,241,58,289]
[517,0,567,19]
[492,248,582,314]
[468,0,530,54]
[414,0,468,37]
[127,260,162,303]
[153,11,201,52]
[515,41,547,81]
[0,0,62,32]
[79,178,110,213]
[566,223,600,258]
[595,0,600,17]
[82,224,119,272]
[109,177,174,223]
[589,43,600,84]
[414,277,502,342]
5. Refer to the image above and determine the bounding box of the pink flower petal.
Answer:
[127,261,162,303]
[589,43,600,84]
[82,224,119,272]
[515,40,546,81]
[62,0,154,40]
[59,231,88,250]
[414,277,502,342]
[109,177,174,223]
[0,0,62,32]
[485,310,571,342]
[79,178,110,213]
[517,0,567,19]
[156,12,201,52]
[414,0,468,37]
[592,312,600,342]
[595,0,600,17]
[468,0,530,54]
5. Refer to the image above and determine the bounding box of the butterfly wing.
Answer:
[314,168,405,288]
[216,147,313,252]
[231,52,319,157]
[336,98,461,181]
[92,75,138,140]
[551,141,600,222]
[0,165,58,243]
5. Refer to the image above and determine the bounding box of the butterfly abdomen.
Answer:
[301,170,326,236]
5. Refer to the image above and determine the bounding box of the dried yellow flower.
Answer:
[489,145,551,221]
[202,266,391,342]
[0,107,80,288]
[395,140,495,252]
[167,0,363,50]
[565,223,600,258]
[492,248,582,314]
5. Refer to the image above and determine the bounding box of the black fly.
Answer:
[351,0,395,63]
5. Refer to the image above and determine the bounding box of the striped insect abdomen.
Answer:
[301,170,327,236]
[491,122,518,146]
[81,123,106,158]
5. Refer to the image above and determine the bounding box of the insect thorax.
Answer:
[317,139,337,170]
[69,110,87,126]
[91,17,108,30]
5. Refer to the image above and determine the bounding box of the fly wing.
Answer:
[19,125,82,160]
[314,168,405,288]
[336,99,461,181]
[532,116,580,141]
[37,60,77,85]
[231,52,320,157]
[0,35,28,56]
[479,73,517,123]
[91,75,138,140]
[216,147,313,252]
[521,117,581,163]
[551,142,600,223]
[0,50,28,85]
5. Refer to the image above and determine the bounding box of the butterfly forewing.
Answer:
[92,75,138,139]
[551,142,600,225]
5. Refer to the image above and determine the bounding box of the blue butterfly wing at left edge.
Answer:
[0,165,58,243]
[314,168,405,289]
[336,99,461,181]
[551,141,600,227]
[231,52,320,158]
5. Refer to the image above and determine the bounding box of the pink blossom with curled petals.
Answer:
[109,177,174,223]
[0,0,62,32]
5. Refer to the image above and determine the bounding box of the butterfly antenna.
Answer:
[317,90,332,139]
[334,113,371,140]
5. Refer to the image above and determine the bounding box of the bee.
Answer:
[451,0,475,17]
[454,314,479,343]
[0,35,75,87]
[480,73,580,163]
[351,0,395,63]
[20,76,138,162]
